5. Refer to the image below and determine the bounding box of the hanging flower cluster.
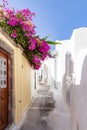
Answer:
[0,5,51,69]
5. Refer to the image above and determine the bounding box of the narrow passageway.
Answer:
[13,84,71,130]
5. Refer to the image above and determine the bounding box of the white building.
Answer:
[55,27,87,85]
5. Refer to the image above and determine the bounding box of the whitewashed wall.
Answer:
[70,27,87,84]
[70,54,87,130]
[71,27,87,59]
[56,27,87,85]
[56,27,87,130]
[56,39,74,84]
[69,27,87,130]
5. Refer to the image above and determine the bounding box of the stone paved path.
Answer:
[13,85,71,130]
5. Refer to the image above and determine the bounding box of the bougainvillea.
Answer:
[0,1,52,70]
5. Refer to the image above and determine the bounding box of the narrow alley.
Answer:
[1,1,87,130]
[13,84,71,130]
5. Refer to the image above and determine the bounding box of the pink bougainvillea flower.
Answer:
[32,55,41,70]
[7,16,18,27]
[4,8,14,19]
[11,30,17,38]
[28,42,36,50]
[28,37,37,50]
[34,63,41,70]
[39,40,50,54]
[33,55,40,63]
[0,0,52,70]
[41,54,47,61]
[16,8,35,21]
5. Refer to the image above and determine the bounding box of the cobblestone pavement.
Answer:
[13,85,71,130]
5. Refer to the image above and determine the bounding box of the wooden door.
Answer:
[0,51,8,130]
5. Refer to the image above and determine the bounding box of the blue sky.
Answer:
[1,0,87,41]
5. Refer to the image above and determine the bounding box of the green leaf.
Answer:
[46,40,61,45]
